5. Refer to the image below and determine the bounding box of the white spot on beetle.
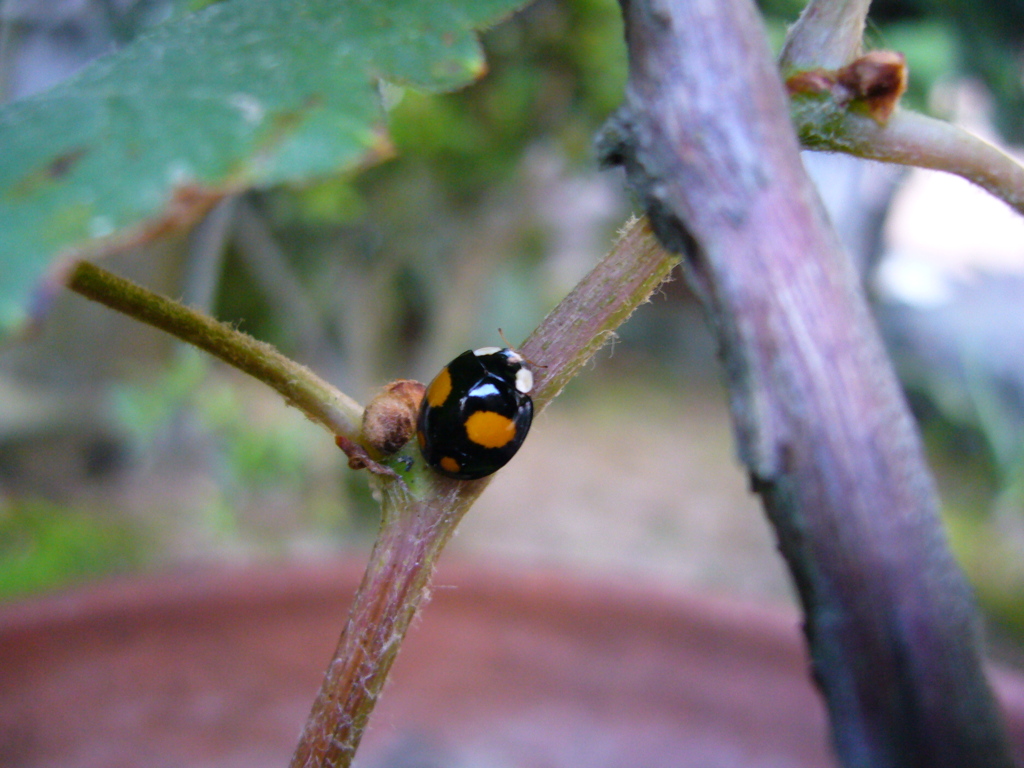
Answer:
[515,367,534,394]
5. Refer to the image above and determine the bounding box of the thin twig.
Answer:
[521,216,675,409]
[795,103,1024,216]
[65,221,677,768]
[781,0,1024,219]
[289,215,678,768]
[67,260,363,440]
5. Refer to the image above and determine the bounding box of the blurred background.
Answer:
[1,0,1023,660]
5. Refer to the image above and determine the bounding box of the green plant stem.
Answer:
[780,0,1024,217]
[289,214,678,768]
[796,103,1024,216]
[67,260,363,440]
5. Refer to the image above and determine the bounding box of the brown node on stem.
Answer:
[362,379,427,456]
[334,380,425,485]
[835,50,907,124]
[786,50,908,125]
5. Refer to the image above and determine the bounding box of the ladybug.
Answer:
[417,347,534,480]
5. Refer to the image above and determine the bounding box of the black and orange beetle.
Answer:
[416,347,534,480]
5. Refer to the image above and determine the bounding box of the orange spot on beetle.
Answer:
[440,456,461,474]
[465,411,515,449]
[426,367,452,408]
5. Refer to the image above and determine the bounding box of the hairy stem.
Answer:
[289,478,471,768]
[796,103,1024,216]
[521,215,676,408]
[67,221,676,768]
[289,214,677,768]
[67,260,363,440]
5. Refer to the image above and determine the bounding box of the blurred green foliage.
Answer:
[0,498,142,600]
[387,0,627,186]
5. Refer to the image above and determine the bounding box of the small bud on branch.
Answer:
[787,50,908,125]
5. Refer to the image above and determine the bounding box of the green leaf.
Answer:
[0,0,529,335]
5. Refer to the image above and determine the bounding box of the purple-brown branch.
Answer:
[289,216,678,768]
[599,0,1014,766]
[289,478,469,768]
[66,211,676,768]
